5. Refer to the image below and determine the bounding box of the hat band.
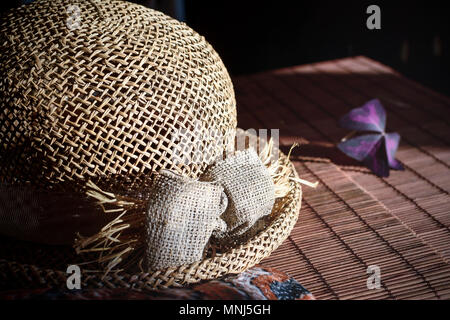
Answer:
[75,148,276,273]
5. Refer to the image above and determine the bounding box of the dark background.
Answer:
[3,0,450,96]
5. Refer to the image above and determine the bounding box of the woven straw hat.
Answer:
[0,0,303,291]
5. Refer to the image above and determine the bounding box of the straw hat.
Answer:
[0,0,304,291]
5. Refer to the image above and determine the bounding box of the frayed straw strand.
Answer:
[260,139,317,198]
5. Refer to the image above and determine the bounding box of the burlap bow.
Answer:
[145,148,275,270]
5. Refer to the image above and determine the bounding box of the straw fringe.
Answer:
[260,140,318,198]
[74,182,146,275]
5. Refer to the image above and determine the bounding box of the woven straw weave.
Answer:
[0,0,236,189]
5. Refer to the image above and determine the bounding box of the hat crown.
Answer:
[0,0,236,187]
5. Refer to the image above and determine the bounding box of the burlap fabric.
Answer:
[205,148,275,240]
[146,170,227,270]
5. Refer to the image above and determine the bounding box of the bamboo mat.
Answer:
[234,56,450,299]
